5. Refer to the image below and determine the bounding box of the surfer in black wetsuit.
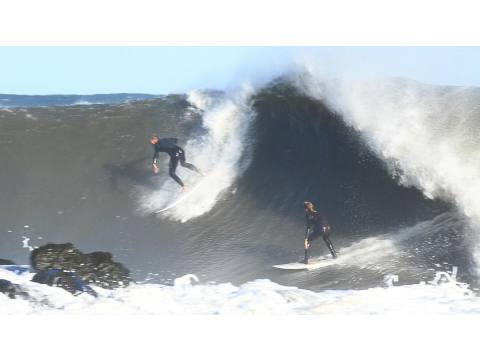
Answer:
[150,134,203,190]
[303,201,337,264]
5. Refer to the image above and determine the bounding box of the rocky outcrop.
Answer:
[1,260,29,300]
[30,243,131,289]
[32,269,97,297]
[0,259,15,265]
[0,279,29,299]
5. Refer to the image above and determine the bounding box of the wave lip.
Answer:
[295,69,480,222]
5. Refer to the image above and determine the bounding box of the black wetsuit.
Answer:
[304,211,337,262]
[152,138,201,187]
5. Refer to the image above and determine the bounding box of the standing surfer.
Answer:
[149,134,203,190]
[303,201,337,264]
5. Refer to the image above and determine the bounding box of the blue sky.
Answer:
[0,47,479,95]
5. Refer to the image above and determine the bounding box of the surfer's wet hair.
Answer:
[150,134,159,144]
[304,201,315,212]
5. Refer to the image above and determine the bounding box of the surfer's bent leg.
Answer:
[322,228,337,258]
[177,148,201,174]
[304,231,320,264]
[168,156,185,187]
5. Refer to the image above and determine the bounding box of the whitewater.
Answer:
[1,265,478,315]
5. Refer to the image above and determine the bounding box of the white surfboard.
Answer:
[273,256,338,270]
[154,177,208,214]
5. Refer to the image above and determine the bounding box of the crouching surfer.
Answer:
[303,201,338,264]
[149,134,203,191]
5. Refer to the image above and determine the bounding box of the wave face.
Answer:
[0,74,476,298]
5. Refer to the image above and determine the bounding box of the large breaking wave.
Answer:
[1,64,478,313]
[291,64,480,267]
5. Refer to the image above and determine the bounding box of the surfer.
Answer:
[149,134,203,190]
[303,201,337,264]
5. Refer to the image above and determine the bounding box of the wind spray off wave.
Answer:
[296,67,480,222]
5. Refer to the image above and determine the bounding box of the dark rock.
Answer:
[30,243,83,271]
[30,243,131,289]
[0,279,16,298]
[32,269,97,297]
[0,279,29,299]
[0,259,15,265]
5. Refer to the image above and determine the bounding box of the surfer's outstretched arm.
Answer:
[152,150,161,173]
[152,151,159,164]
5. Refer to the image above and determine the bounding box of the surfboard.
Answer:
[154,177,208,214]
[273,256,338,270]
